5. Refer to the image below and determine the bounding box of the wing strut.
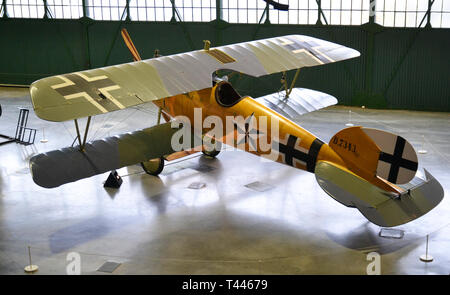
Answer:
[74,116,92,151]
[280,68,301,99]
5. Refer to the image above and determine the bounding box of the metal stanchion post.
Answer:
[420,235,433,262]
[40,128,48,143]
[418,135,427,154]
[24,246,39,273]
[345,110,354,127]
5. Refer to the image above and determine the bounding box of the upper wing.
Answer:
[30,35,360,122]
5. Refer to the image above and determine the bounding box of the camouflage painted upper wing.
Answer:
[30,35,360,122]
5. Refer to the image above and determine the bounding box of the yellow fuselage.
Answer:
[153,83,398,193]
[154,84,345,174]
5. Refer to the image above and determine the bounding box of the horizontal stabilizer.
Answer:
[30,122,197,188]
[315,161,444,227]
[254,88,337,120]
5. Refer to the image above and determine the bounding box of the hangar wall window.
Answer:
[430,0,450,28]
[222,0,265,24]
[174,0,216,22]
[86,0,127,21]
[128,0,216,22]
[6,0,45,18]
[222,0,319,24]
[129,0,172,21]
[321,0,369,25]
[46,0,83,19]
[221,0,371,25]
[375,0,427,27]
[375,0,450,28]
[1,0,449,28]
[269,0,319,25]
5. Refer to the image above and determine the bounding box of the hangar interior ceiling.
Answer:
[0,0,449,111]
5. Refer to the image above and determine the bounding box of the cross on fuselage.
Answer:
[275,135,309,166]
[273,135,324,173]
[233,113,259,148]
[379,136,418,183]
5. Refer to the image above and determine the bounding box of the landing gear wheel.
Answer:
[141,157,164,176]
[202,140,222,158]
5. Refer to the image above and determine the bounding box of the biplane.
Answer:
[28,30,443,227]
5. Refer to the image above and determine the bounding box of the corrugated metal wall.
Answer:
[0,18,448,111]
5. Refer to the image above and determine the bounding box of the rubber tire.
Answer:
[202,140,222,158]
[141,157,164,176]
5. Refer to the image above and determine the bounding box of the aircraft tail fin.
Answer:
[328,126,418,186]
[315,126,443,226]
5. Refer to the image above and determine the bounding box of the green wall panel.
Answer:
[0,18,448,111]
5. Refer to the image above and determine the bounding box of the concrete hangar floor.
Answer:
[0,86,449,275]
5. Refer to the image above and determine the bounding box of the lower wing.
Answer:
[30,122,199,188]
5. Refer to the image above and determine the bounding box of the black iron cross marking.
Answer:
[234,113,261,150]
[273,135,309,166]
[272,135,324,172]
[280,36,330,64]
[379,136,418,183]
[54,73,117,100]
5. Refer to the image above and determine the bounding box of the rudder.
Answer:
[329,126,418,185]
